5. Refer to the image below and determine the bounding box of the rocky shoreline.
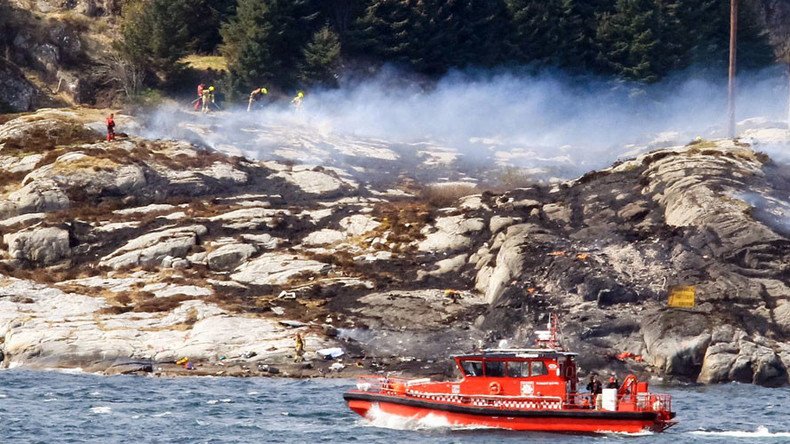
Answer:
[0,109,788,386]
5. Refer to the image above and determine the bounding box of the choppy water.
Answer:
[0,370,788,443]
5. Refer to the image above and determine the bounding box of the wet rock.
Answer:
[642,311,711,378]
[4,226,70,265]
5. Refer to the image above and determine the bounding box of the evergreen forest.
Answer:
[117,0,778,96]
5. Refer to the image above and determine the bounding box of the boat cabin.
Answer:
[452,349,578,401]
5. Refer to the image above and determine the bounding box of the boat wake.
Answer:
[362,404,493,431]
[598,430,654,436]
[689,426,790,438]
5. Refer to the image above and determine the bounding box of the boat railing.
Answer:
[564,392,673,413]
[564,392,595,408]
[637,393,672,413]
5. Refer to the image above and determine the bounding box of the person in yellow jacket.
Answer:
[294,332,305,362]
[247,87,268,112]
[202,86,215,113]
[291,90,304,109]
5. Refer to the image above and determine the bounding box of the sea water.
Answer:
[0,370,788,443]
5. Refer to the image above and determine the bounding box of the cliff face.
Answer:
[0,108,788,384]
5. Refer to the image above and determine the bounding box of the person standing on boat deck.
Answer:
[586,374,602,395]
[294,332,305,362]
[607,375,619,389]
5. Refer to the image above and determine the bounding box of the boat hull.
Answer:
[345,392,674,434]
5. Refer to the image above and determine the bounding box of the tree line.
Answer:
[117,0,777,97]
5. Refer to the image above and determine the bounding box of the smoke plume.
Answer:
[140,66,790,178]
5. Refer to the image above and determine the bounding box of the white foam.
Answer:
[362,403,492,431]
[152,411,172,417]
[247,391,259,395]
[90,406,112,414]
[206,400,219,405]
[599,430,654,436]
[690,426,790,438]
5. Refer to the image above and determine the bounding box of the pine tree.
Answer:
[451,0,512,68]
[596,0,681,83]
[506,0,564,66]
[117,0,194,77]
[351,0,427,70]
[221,0,318,92]
[557,0,612,73]
[300,25,342,87]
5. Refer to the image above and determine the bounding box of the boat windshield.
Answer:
[485,361,505,377]
[461,360,483,376]
[531,361,548,376]
[506,361,530,377]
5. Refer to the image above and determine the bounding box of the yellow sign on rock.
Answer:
[668,285,696,308]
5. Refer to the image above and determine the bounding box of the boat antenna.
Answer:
[534,313,563,350]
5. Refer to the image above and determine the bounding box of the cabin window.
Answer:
[485,361,505,377]
[461,360,483,376]
[531,361,548,376]
[506,361,530,377]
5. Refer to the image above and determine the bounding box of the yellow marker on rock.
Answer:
[668,285,696,308]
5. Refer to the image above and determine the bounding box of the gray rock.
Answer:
[418,216,484,253]
[642,311,710,377]
[207,243,257,271]
[1,179,70,219]
[99,225,207,270]
[489,216,520,235]
[542,203,571,224]
[482,224,533,303]
[230,253,330,286]
[4,226,70,265]
[0,59,38,112]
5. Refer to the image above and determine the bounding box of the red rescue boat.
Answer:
[344,316,676,434]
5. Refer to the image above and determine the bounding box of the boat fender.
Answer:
[489,381,502,395]
[652,399,663,411]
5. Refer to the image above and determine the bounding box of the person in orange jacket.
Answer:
[106,113,115,141]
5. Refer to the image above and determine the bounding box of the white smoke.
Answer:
[139,65,790,179]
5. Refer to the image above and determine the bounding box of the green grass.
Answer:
[181,55,228,72]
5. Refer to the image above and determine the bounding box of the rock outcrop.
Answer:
[0,110,788,385]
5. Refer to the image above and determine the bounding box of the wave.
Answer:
[90,406,112,414]
[690,426,790,438]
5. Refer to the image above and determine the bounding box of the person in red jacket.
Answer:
[194,83,205,111]
[106,113,115,141]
